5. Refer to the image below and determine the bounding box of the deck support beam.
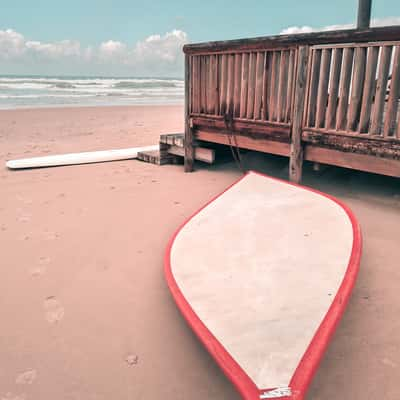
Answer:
[289,46,309,183]
[184,54,195,172]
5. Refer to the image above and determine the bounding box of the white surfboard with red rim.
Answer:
[165,171,361,400]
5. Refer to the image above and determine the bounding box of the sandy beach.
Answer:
[1,105,400,400]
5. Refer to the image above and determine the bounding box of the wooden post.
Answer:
[184,54,194,172]
[357,0,372,29]
[289,46,309,183]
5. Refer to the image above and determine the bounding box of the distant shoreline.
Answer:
[0,101,184,111]
[0,75,184,110]
[0,103,184,112]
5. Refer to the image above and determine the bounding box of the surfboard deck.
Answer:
[6,145,159,169]
[165,171,361,400]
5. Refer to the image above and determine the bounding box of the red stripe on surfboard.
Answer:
[164,171,362,400]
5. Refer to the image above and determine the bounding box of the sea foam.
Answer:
[0,76,184,109]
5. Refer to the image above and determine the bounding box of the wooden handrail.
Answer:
[183,26,400,55]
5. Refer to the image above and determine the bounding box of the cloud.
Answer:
[25,40,81,59]
[134,30,187,62]
[98,40,127,61]
[0,28,188,76]
[281,16,400,35]
[0,29,25,59]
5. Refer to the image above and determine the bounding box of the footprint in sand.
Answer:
[18,234,30,241]
[15,369,37,385]
[30,257,50,277]
[125,354,139,366]
[44,296,64,324]
[17,215,31,223]
[42,231,59,240]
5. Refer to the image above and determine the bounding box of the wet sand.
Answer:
[0,105,399,400]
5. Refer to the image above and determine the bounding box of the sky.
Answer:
[0,0,399,77]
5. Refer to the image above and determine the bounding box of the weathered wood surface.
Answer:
[305,146,400,178]
[195,129,290,156]
[315,48,332,128]
[269,51,280,121]
[192,116,290,141]
[253,52,265,120]
[227,54,235,115]
[160,133,184,147]
[183,26,400,54]
[370,46,392,135]
[246,52,257,119]
[185,32,400,179]
[325,48,343,129]
[359,46,379,133]
[184,54,194,172]
[219,54,228,115]
[233,53,242,117]
[307,49,322,127]
[137,149,180,165]
[290,46,309,183]
[336,48,354,131]
[168,145,215,164]
[383,46,400,137]
[240,53,249,119]
[302,130,400,159]
[277,50,289,122]
[285,49,296,123]
[347,47,367,131]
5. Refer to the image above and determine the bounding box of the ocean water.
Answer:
[0,76,184,109]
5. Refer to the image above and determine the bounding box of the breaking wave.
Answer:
[0,75,184,109]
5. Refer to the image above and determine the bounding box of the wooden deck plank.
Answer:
[325,48,343,129]
[346,47,367,131]
[336,48,354,130]
[383,45,400,137]
[370,45,392,135]
[290,46,309,183]
[315,48,332,128]
[195,129,290,156]
[226,54,235,115]
[307,49,322,127]
[270,51,281,121]
[359,46,379,133]
[219,54,228,115]
[246,52,257,119]
[253,52,265,120]
[305,145,400,177]
[184,54,194,172]
[277,50,289,122]
[240,53,249,119]
[168,145,215,164]
[233,53,242,117]
[285,49,296,123]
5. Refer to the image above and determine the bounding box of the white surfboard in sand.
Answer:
[165,171,361,400]
[6,145,159,169]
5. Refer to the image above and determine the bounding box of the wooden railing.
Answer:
[190,49,296,123]
[183,26,400,179]
[304,42,400,138]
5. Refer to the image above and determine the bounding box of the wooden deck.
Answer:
[182,26,400,180]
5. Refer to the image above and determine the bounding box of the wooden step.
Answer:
[160,133,184,147]
[167,145,215,164]
[137,133,216,166]
[137,149,180,165]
